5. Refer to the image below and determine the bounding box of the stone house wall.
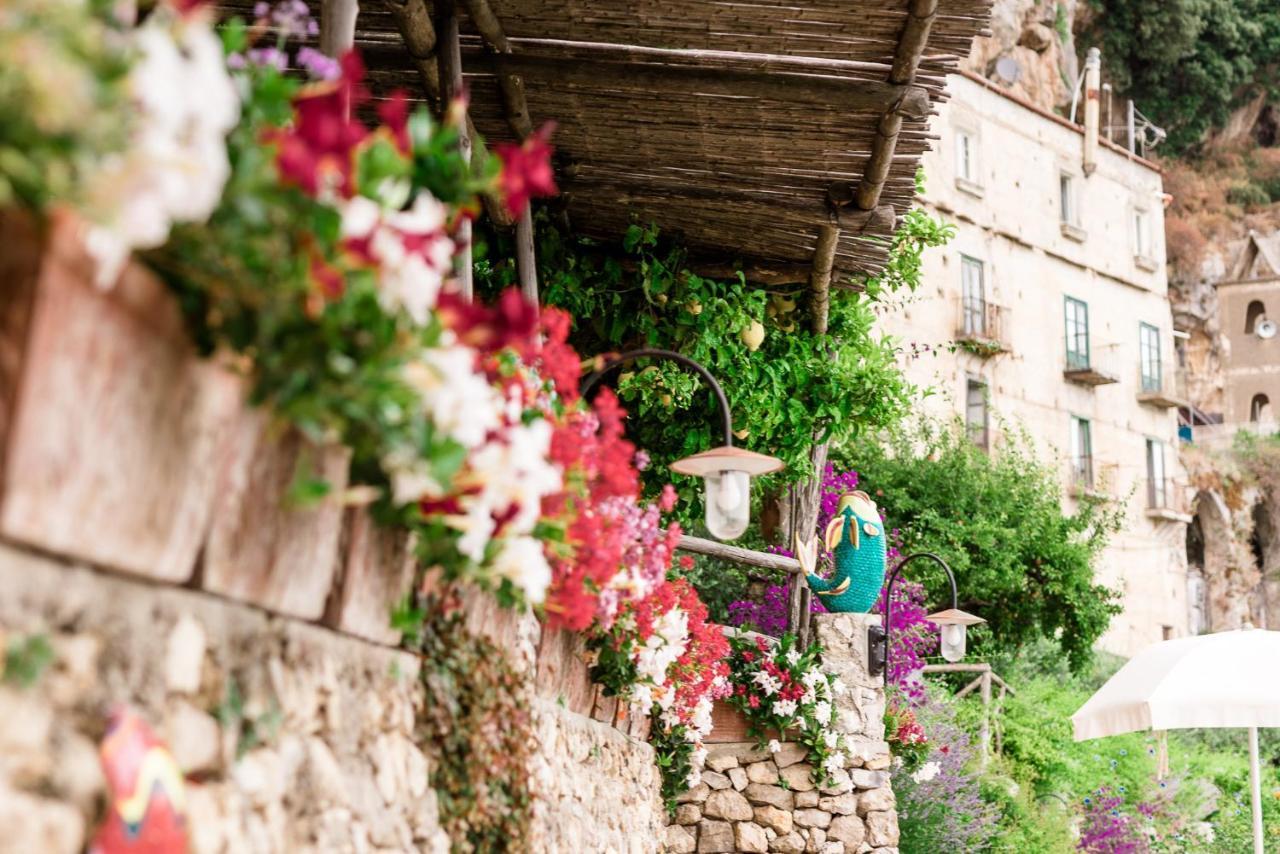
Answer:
[664,614,900,854]
[0,216,664,853]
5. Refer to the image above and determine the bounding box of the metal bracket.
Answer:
[867,624,887,677]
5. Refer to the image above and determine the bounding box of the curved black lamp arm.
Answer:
[870,552,958,685]
[579,348,735,447]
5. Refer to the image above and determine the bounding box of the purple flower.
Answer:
[297,46,341,80]
[261,0,316,41]
[247,47,289,72]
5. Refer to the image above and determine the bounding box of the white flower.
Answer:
[823,731,840,750]
[768,739,782,754]
[488,535,552,604]
[685,768,702,789]
[404,347,501,449]
[691,745,708,770]
[634,607,689,687]
[800,669,824,690]
[813,701,832,725]
[341,193,455,324]
[688,700,715,740]
[911,761,941,783]
[783,649,801,666]
[751,671,782,696]
[630,683,654,710]
[86,13,239,287]
[772,699,798,718]
[831,678,847,697]
[822,752,846,774]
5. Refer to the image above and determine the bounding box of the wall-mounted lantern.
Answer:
[581,348,783,541]
[867,552,986,681]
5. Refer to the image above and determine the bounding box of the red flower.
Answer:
[376,91,412,154]
[741,651,755,662]
[437,289,541,360]
[748,695,761,709]
[495,123,558,217]
[270,51,370,198]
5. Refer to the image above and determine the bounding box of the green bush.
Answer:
[1227,181,1271,207]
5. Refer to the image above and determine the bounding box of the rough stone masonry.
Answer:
[664,613,899,854]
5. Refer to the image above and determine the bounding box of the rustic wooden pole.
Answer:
[676,534,802,574]
[516,203,539,304]
[979,668,992,769]
[319,0,359,57]
[809,225,838,336]
[437,0,473,302]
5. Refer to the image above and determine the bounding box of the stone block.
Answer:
[773,741,809,768]
[165,700,222,775]
[203,408,349,619]
[707,742,772,764]
[697,820,735,853]
[795,790,820,808]
[857,787,896,815]
[746,759,780,784]
[754,805,793,834]
[0,210,241,583]
[827,814,866,847]
[819,843,846,854]
[706,752,739,773]
[666,824,697,853]
[805,827,827,851]
[744,782,794,811]
[164,614,207,695]
[865,810,899,847]
[795,808,833,829]
[703,788,753,821]
[675,804,702,826]
[819,768,853,795]
[779,763,816,791]
[851,769,890,790]
[770,830,805,853]
[819,793,858,815]
[737,821,770,853]
[677,783,710,804]
[0,785,85,854]
[703,770,731,790]
[728,766,748,790]
[325,509,415,645]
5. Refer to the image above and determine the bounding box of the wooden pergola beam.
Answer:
[854,0,939,211]
[677,535,802,575]
[488,52,931,116]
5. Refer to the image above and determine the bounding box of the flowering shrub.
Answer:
[1078,787,1149,853]
[724,633,848,785]
[588,577,730,805]
[892,697,999,851]
[886,702,930,773]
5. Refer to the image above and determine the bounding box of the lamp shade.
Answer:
[668,446,785,477]
[671,446,784,542]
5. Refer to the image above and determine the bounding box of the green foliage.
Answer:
[2,633,53,687]
[476,204,950,521]
[1082,0,1280,152]
[835,416,1124,670]
[0,0,131,210]
[415,600,532,852]
[1227,180,1271,207]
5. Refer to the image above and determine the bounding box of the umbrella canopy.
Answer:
[1072,628,1280,740]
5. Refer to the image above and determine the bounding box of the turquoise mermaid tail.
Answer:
[799,491,887,614]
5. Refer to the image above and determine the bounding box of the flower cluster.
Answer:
[725,633,848,784]
[885,703,930,773]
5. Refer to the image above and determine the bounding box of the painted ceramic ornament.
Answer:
[90,706,189,854]
[796,490,887,613]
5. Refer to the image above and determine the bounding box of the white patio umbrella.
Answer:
[1071,627,1280,854]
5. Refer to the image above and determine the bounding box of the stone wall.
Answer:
[0,218,665,852]
[665,614,899,854]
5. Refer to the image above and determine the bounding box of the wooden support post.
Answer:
[437,0,473,302]
[516,202,538,304]
[979,668,992,769]
[809,225,838,336]
[320,0,359,58]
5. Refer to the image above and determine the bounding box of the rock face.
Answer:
[665,614,897,853]
[962,0,1080,112]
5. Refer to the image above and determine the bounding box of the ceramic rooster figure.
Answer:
[90,706,189,854]
[796,490,887,613]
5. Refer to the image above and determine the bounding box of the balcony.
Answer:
[1145,478,1192,523]
[955,300,1010,356]
[1137,367,1188,409]
[1069,457,1120,500]
[1063,345,1120,387]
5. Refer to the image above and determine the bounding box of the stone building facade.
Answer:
[876,71,1190,655]
[666,614,898,854]
[1211,231,1280,426]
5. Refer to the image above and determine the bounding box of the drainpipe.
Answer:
[1082,47,1101,176]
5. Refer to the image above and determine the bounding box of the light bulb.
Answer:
[940,623,967,663]
[703,469,750,540]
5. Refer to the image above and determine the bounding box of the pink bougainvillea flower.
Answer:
[376,91,413,153]
[437,289,541,360]
[495,123,558,217]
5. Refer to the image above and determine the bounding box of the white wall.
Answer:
[879,74,1188,657]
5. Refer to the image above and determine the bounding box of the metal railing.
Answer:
[1138,366,1187,403]
[1145,478,1188,514]
[1071,458,1119,497]
[956,299,1008,351]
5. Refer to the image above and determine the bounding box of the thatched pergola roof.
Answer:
[275,0,993,292]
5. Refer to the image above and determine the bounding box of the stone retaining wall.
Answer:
[665,614,900,854]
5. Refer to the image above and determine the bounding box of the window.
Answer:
[1133,208,1151,258]
[965,378,989,449]
[1059,173,1077,225]
[1064,297,1090,370]
[1251,393,1272,422]
[961,255,985,335]
[956,130,976,183]
[1070,416,1093,488]
[1246,300,1267,335]
[1146,438,1167,508]
[1139,323,1162,393]
[1162,625,1174,641]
